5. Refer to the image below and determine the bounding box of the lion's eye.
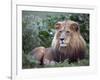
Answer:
[59,31,62,33]
[66,31,70,33]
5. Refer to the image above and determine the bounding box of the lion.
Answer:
[30,20,86,65]
[43,20,86,64]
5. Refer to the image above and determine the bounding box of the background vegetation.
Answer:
[22,11,89,69]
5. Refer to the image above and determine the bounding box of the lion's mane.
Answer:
[52,20,86,63]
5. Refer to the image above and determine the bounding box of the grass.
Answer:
[43,59,89,68]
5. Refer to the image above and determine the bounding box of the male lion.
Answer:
[30,20,86,65]
[51,20,86,63]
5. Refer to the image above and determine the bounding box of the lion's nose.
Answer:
[60,38,64,41]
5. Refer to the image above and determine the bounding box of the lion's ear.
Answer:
[70,22,80,32]
[55,22,63,30]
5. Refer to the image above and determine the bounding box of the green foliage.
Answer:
[38,31,52,47]
[22,11,89,69]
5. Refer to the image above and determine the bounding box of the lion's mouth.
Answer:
[60,43,67,47]
[60,41,67,47]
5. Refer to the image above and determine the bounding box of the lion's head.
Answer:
[52,20,86,63]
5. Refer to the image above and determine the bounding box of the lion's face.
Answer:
[55,20,79,47]
[56,27,71,47]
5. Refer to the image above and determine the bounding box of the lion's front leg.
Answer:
[43,48,56,65]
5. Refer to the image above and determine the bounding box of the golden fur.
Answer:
[31,47,45,65]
